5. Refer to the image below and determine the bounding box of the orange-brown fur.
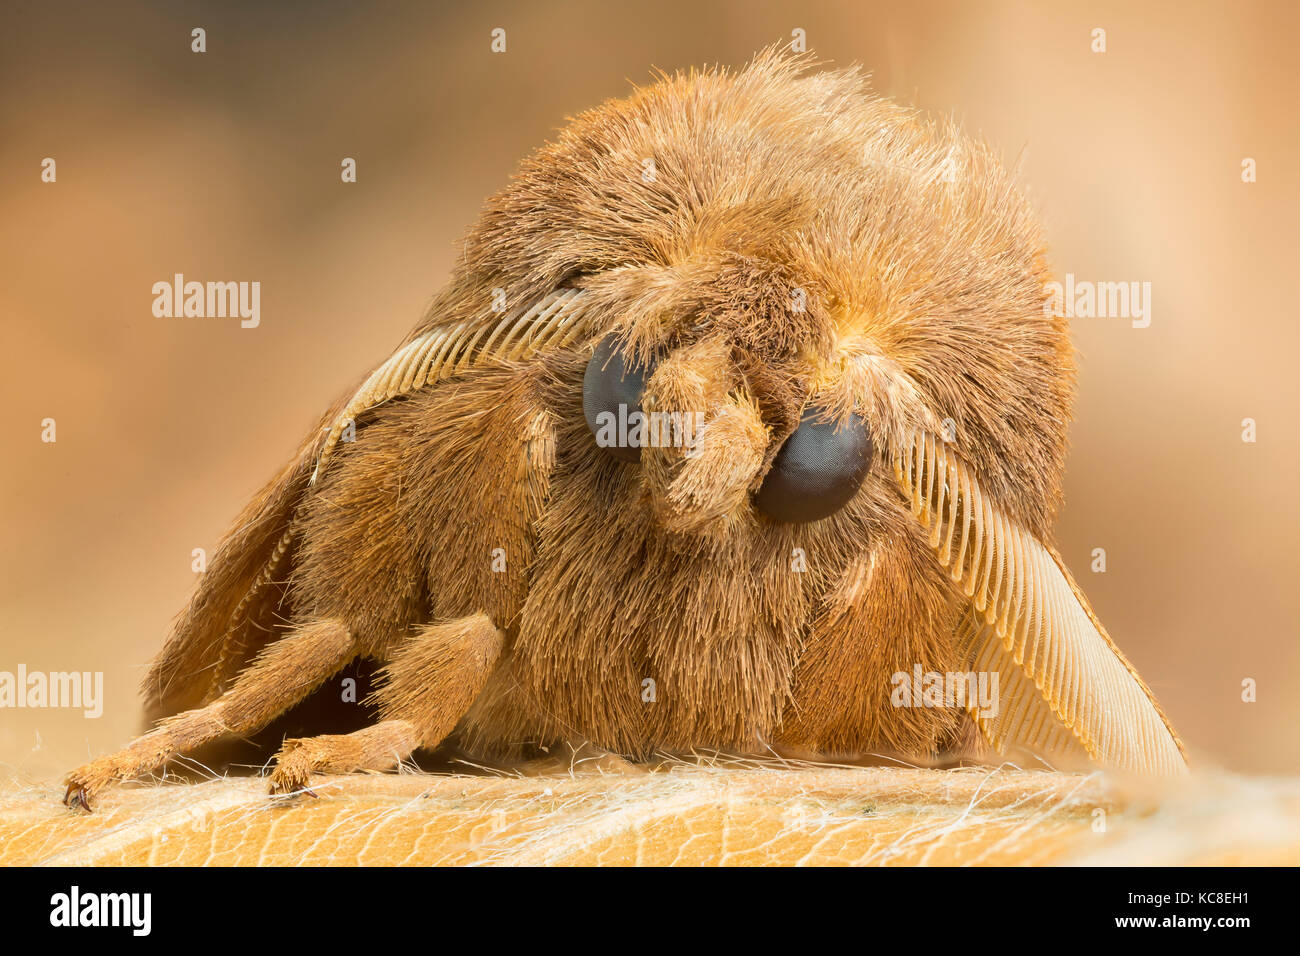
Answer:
[66,50,1079,808]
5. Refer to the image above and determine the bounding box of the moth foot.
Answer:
[62,767,107,813]
[267,739,320,797]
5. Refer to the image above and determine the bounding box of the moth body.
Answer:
[64,50,1185,811]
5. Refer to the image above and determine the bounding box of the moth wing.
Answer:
[896,430,1187,774]
[142,407,335,718]
[142,290,593,719]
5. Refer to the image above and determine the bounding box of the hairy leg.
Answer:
[65,619,355,811]
[267,612,503,794]
[267,720,421,794]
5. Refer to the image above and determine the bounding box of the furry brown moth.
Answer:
[65,51,1186,811]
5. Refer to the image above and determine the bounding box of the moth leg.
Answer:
[266,720,420,795]
[64,619,355,812]
[267,612,504,795]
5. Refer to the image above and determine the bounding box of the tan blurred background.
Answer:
[1,1,1296,779]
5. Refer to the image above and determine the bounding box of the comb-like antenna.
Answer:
[310,288,591,485]
[895,430,1187,774]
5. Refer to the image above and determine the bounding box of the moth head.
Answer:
[452,47,1073,543]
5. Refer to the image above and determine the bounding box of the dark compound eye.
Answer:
[583,333,654,463]
[753,408,874,523]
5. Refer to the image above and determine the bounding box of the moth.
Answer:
[65,51,1186,811]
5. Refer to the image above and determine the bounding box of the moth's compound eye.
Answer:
[753,408,873,523]
[583,334,654,463]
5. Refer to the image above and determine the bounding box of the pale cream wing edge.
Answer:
[310,288,592,484]
[894,430,1188,775]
